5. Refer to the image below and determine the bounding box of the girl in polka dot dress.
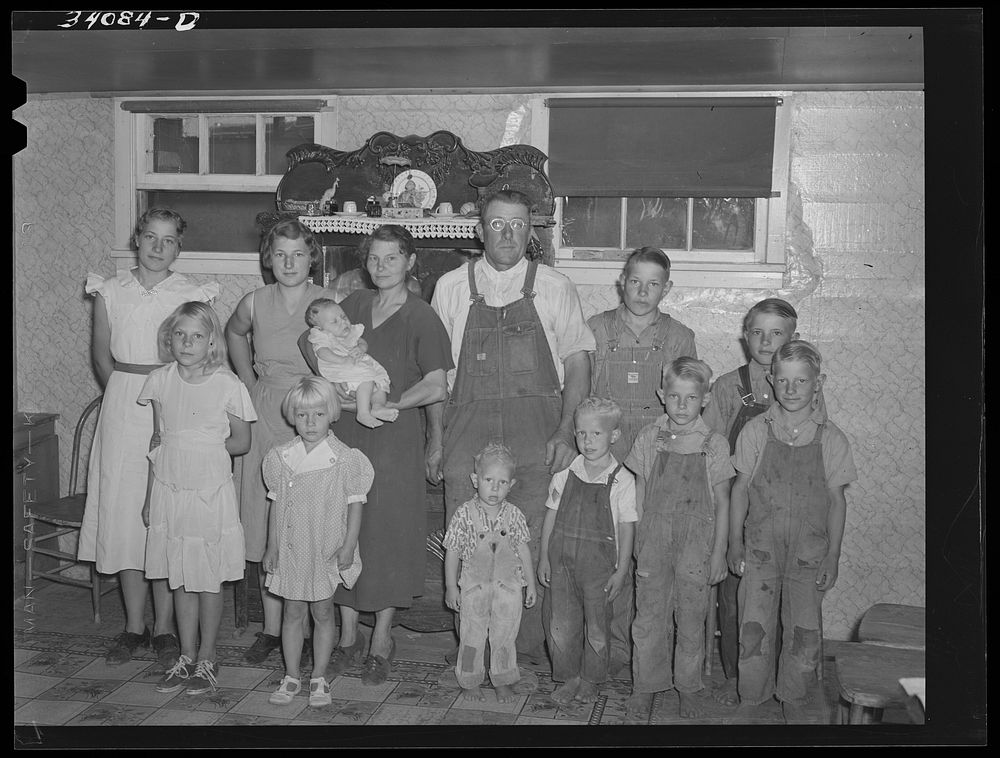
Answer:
[263,377,374,708]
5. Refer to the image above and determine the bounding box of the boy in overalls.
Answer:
[587,246,697,675]
[443,443,537,703]
[728,341,855,723]
[702,297,801,705]
[537,397,637,705]
[626,358,735,720]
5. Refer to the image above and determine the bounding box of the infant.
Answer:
[306,298,398,428]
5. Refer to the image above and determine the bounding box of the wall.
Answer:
[14,90,923,639]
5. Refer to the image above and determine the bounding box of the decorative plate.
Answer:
[391,169,437,210]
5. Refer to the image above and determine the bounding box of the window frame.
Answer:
[531,92,792,289]
[113,96,337,275]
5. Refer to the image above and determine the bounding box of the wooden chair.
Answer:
[836,642,925,724]
[24,396,115,623]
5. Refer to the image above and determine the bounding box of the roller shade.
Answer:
[546,97,781,198]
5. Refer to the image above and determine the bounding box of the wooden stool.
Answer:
[835,642,925,724]
[858,603,925,650]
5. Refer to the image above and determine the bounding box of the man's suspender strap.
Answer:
[737,363,757,406]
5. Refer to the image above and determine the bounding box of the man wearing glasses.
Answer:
[431,189,595,669]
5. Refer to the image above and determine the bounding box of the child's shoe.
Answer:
[268,675,302,705]
[308,677,332,707]
[156,654,193,693]
[106,627,151,665]
[185,660,220,695]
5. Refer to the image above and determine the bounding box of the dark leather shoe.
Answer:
[328,635,366,678]
[106,627,151,665]
[361,640,395,686]
[152,633,181,669]
[243,631,281,664]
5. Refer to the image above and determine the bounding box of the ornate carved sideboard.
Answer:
[257,130,557,298]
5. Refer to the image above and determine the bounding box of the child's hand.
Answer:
[148,432,161,452]
[262,546,278,574]
[331,544,357,572]
[346,346,365,361]
[727,542,745,577]
[708,550,728,585]
[524,584,537,609]
[604,570,626,602]
[141,501,151,529]
[536,555,551,588]
[815,553,840,592]
[445,585,461,612]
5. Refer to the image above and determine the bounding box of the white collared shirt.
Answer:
[431,256,596,391]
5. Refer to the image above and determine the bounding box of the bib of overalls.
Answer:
[746,422,829,562]
[595,311,672,414]
[639,434,715,555]
[548,467,620,570]
[727,363,770,454]
[450,259,561,404]
[458,503,524,591]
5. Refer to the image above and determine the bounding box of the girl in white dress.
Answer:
[139,302,257,696]
[305,297,398,428]
[263,377,374,708]
[78,208,219,667]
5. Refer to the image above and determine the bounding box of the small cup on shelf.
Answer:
[342,201,358,214]
[436,202,453,216]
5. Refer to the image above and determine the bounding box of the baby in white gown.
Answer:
[305,298,398,428]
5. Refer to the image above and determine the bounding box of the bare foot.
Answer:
[574,680,599,703]
[356,412,384,429]
[710,677,739,707]
[781,700,810,724]
[461,686,485,702]
[372,406,399,422]
[495,684,517,703]
[551,677,581,705]
[679,689,713,718]
[626,691,654,721]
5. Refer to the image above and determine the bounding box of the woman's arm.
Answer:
[385,368,448,411]
[225,414,252,457]
[424,400,445,484]
[91,293,115,388]
[225,293,257,390]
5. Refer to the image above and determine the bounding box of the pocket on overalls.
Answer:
[463,327,498,377]
[794,524,829,567]
[502,321,539,374]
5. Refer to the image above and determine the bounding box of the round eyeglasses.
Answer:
[486,217,528,232]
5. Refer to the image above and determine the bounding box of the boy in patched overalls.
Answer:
[626,358,735,720]
[702,297,803,705]
[587,246,697,675]
[443,443,537,704]
[728,341,856,723]
[537,397,637,705]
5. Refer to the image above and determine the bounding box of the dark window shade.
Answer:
[121,99,326,113]
[546,97,781,198]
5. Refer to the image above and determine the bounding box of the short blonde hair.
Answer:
[473,441,517,475]
[158,301,227,371]
[281,376,340,425]
[662,356,713,393]
[772,340,823,376]
[574,396,623,430]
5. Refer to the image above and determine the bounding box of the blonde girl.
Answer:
[225,219,336,664]
[140,301,257,695]
[78,208,219,668]
[263,377,373,708]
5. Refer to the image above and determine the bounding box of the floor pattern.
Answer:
[15,629,674,728]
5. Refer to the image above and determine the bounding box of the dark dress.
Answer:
[332,289,453,611]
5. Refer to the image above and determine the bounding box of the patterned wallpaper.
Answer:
[14,91,923,640]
